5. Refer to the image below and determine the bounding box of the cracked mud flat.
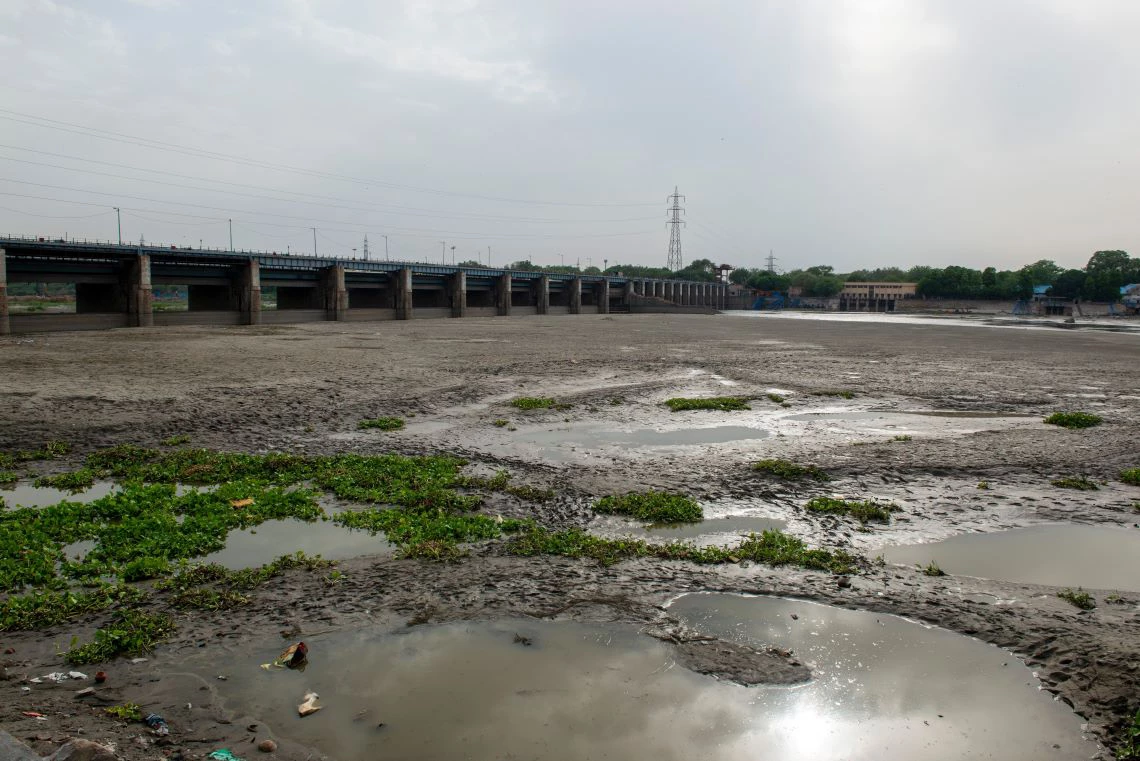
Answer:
[1,312,1138,759]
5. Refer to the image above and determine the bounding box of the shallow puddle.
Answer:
[0,480,117,507]
[203,606,1091,761]
[201,517,394,569]
[512,424,770,461]
[608,515,786,544]
[785,410,1033,422]
[668,593,1093,760]
[881,524,1140,591]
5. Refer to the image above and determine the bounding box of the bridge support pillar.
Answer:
[127,254,153,327]
[623,280,634,306]
[322,265,347,321]
[496,272,512,316]
[395,267,413,320]
[535,275,549,315]
[0,248,8,336]
[598,279,610,314]
[240,260,261,325]
[569,278,582,314]
[449,271,466,318]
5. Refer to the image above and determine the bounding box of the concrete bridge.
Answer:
[0,237,727,334]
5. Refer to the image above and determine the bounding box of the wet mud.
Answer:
[0,313,1138,759]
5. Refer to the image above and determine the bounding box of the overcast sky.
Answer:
[1,0,1137,272]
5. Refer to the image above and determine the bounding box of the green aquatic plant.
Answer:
[1051,476,1099,491]
[34,468,97,493]
[810,390,855,399]
[511,397,558,410]
[766,393,785,404]
[664,397,750,412]
[104,703,143,722]
[161,434,191,446]
[804,496,898,524]
[0,585,147,632]
[921,561,946,577]
[1044,411,1103,429]
[358,417,405,431]
[891,434,913,442]
[1057,587,1095,610]
[593,492,702,523]
[492,419,509,427]
[505,525,857,574]
[1117,707,1140,760]
[65,609,176,664]
[751,459,830,482]
[1120,468,1140,486]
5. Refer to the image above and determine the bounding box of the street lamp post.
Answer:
[440,241,446,264]
[381,234,389,261]
[450,245,456,265]
[114,207,121,244]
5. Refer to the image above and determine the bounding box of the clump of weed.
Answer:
[511,397,558,410]
[66,609,176,664]
[400,539,467,562]
[1117,708,1140,760]
[505,525,858,573]
[1051,476,1099,491]
[170,587,250,610]
[455,470,553,502]
[751,459,829,482]
[921,561,946,577]
[0,471,18,485]
[609,397,624,406]
[594,492,702,523]
[34,468,97,493]
[1,441,71,467]
[358,417,405,431]
[1044,411,1103,429]
[766,393,785,404]
[810,390,855,400]
[804,496,898,524]
[977,481,990,490]
[105,703,143,722]
[1120,468,1140,486]
[1057,587,1095,610]
[0,585,147,632]
[891,434,913,442]
[492,419,509,427]
[664,397,750,412]
[161,434,191,447]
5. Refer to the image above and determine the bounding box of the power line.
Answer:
[666,186,685,271]
[0,146,659,224]
[0,109,658,208]
[0,188,657,242]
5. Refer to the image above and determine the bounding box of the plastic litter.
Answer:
[143,713,169,736]
[208,750,244,761]
[260,642,308,672]
[21,712,45,719]
[297,691,321,717]
[230,498,254,509]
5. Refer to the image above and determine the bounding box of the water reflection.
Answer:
[882,524,1140,591]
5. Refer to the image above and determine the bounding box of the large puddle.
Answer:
[201,601,1092,761]
[201,517,394,569]
[881,524,1140,592]
[512,424,770,461]
[0,480,118,507]
[668,593,1093,760]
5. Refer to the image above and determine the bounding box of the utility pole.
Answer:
[312,228,317,256]
[114,207,121,244]
[487,246,491,267]
[439,241,446,264]
[362,235,369,261]
[382,235,389,261]
[229,219,233,251]
[450,245,456,265]
[666,186,685,272]
[765,249,777,273]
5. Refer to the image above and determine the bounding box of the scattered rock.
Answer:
[73,687,96,698]
[512,633,533,646]
[257,740,277,753]
[46,739,119,761]
[0,730,40,761]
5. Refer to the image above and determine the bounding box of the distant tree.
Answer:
[673,258,718,282]
[1082,250,1135,301]
[729,268,756,285]
[582,266,601,275]
[1018,259,1063,287]
[1051,269,1087,299]
[456,260,482,268]
[509,260,539,271]
[605,264,672,278]
[746,271,791,291]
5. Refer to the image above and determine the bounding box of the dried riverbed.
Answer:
[1,313,1138,759]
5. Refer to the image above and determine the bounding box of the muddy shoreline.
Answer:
[1,313,1138,759]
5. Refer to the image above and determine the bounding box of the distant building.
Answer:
[838,282,917,312]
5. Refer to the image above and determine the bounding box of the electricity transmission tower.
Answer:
[765,250,778,273]
[666,186,685,272]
